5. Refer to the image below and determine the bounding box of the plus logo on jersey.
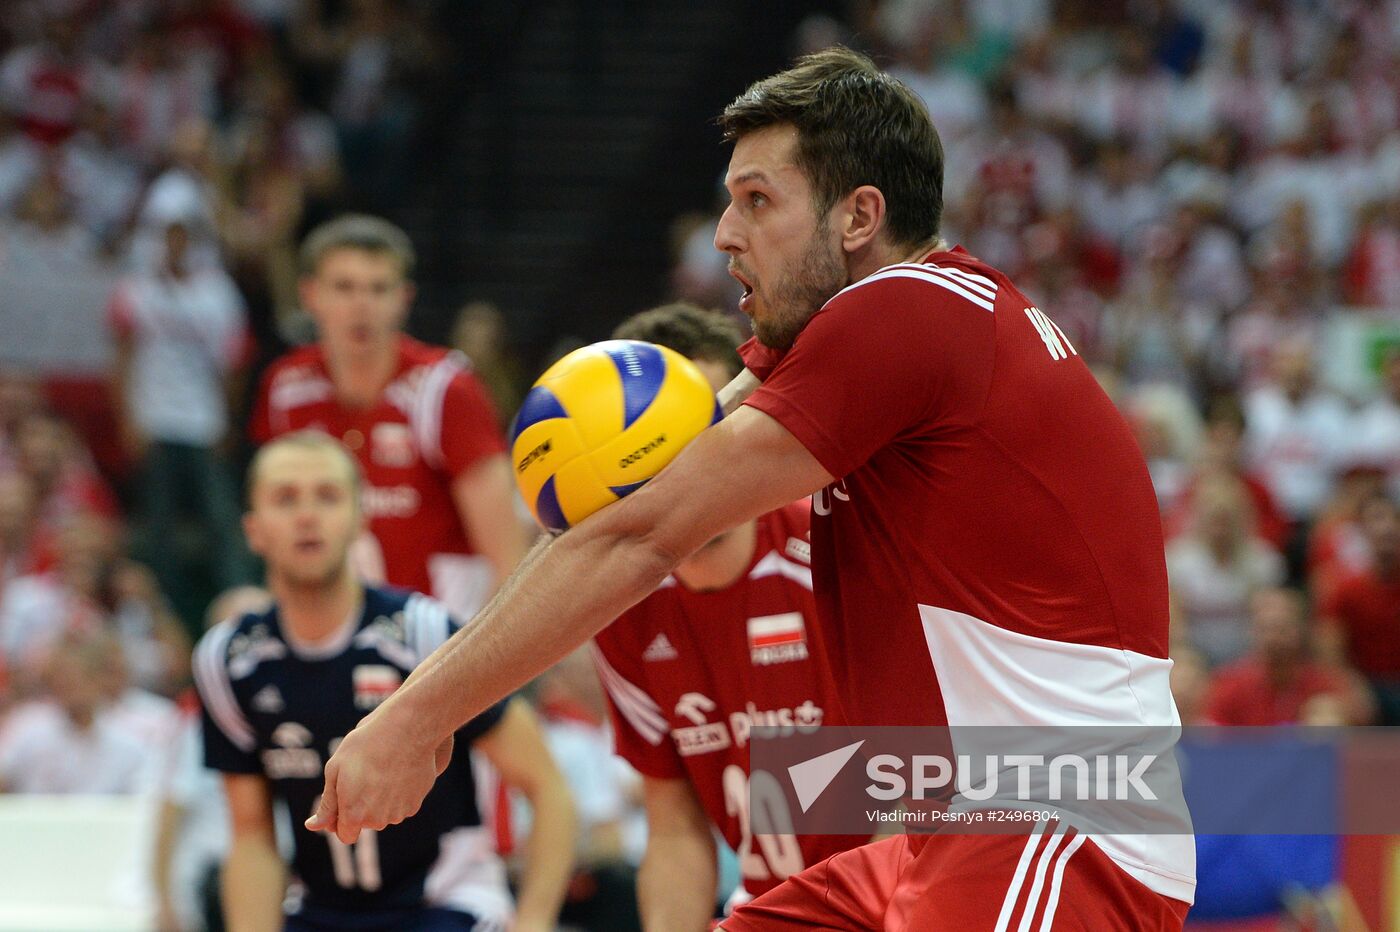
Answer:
[748,613,809,666]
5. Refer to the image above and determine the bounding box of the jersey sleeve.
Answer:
[191,623,262,774]
[434,364,506,478]
[588,636,684,780]
[743,273,997,479]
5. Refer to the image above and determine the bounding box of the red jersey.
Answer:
[591,503,856,898]
[251,337,506,616]
[1204,659,1347,725]
[740,247,1193,904]
[1321,566,1400,679]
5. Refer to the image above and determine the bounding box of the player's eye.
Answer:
[750,192,767,208]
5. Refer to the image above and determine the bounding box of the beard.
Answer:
[751,226,847,350]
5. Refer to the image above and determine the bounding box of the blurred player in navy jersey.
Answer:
[194,433,574,931]
[595,304,864,928]
[249,215,573,923]
[312,48,1192,931]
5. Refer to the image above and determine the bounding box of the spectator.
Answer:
[0,8,93,147]
[109,212,254,634]
[0,510,113,688]
[1205,587,1355,726]
[1244,341,1351,526]
[1165,398,1289,551]
[0,631,149,794]
[1319,493,1400,723]
[0,471,49,591]
[1349,347,1400,500]
[1167,474,1286,666]
[11,410,120,536]
[220,113,305,325]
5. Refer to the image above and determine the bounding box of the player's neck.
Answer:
[324,339,400,408]
[273,567,363,649]
[673,520,758,593]
[848,237,946,285]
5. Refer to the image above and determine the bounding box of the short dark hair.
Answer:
[299,214,416,278]
[612,303,744,378]
[718,46,944,249]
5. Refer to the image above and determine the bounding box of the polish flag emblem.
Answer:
[353,664,403,709]
[748,613,809,665]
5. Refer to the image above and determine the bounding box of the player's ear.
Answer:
[840,185,885,255]
[392,280,416,327]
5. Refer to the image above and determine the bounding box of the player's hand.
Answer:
[305,704,441,844]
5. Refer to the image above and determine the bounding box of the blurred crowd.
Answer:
[0,0,1397,927]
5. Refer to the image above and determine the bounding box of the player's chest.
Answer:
[293,405,425,473]
[638,603,830,765]
[236,656,409,779]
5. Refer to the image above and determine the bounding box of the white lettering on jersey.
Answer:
[728,700,825,748]
[360,483,422,519]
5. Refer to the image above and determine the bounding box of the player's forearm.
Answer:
[512,768,578,930]
[638,831,717,932]
[382,525,676,752]
[221,835,286,932]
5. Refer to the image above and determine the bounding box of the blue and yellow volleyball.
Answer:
[509,340,722,533]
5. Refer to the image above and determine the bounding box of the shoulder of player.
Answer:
[824,256,1005,317]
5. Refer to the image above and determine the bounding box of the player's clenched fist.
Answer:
[305,705,447,844]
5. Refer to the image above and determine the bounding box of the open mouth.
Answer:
[729,265,755,310]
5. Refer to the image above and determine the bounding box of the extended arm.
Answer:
[309,405,831,842]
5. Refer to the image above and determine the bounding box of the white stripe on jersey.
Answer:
[192,620,257,752]
[412,353,466,470]
[405,592,452,663]
[1016,826,1067,932]
[994,821,1048,932]
[829,266,995,312]
[925,263,998,296]
[748,550,813,591]
[1038,833,1087,931]
[589,643,668,746]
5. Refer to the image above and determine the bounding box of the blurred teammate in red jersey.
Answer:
[251,214,530,621]
[594,304,862,928]
[310,49,1192,930]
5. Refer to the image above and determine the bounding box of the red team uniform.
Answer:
[724,248,1194,930]
[251,336,506,618]
[592,503,861,903]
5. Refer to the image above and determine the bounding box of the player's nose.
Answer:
[714,202,744,255]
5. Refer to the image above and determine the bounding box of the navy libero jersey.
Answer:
[193,585,507,916]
